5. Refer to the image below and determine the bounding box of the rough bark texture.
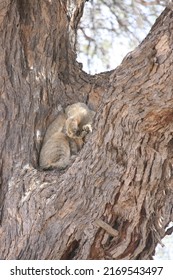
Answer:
[0,0,173,260]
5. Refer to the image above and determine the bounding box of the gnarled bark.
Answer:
[0,0,173,259]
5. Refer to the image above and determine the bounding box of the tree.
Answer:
[0,0,173,260]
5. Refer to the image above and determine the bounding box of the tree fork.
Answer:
[0,1,173,259]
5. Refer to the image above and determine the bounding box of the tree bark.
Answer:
[0,0,173,260]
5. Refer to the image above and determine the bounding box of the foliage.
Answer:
[77,0,165,73]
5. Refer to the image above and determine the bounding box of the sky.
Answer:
[77,0,163,74]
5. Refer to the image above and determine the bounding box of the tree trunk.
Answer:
[0,0,173,260]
